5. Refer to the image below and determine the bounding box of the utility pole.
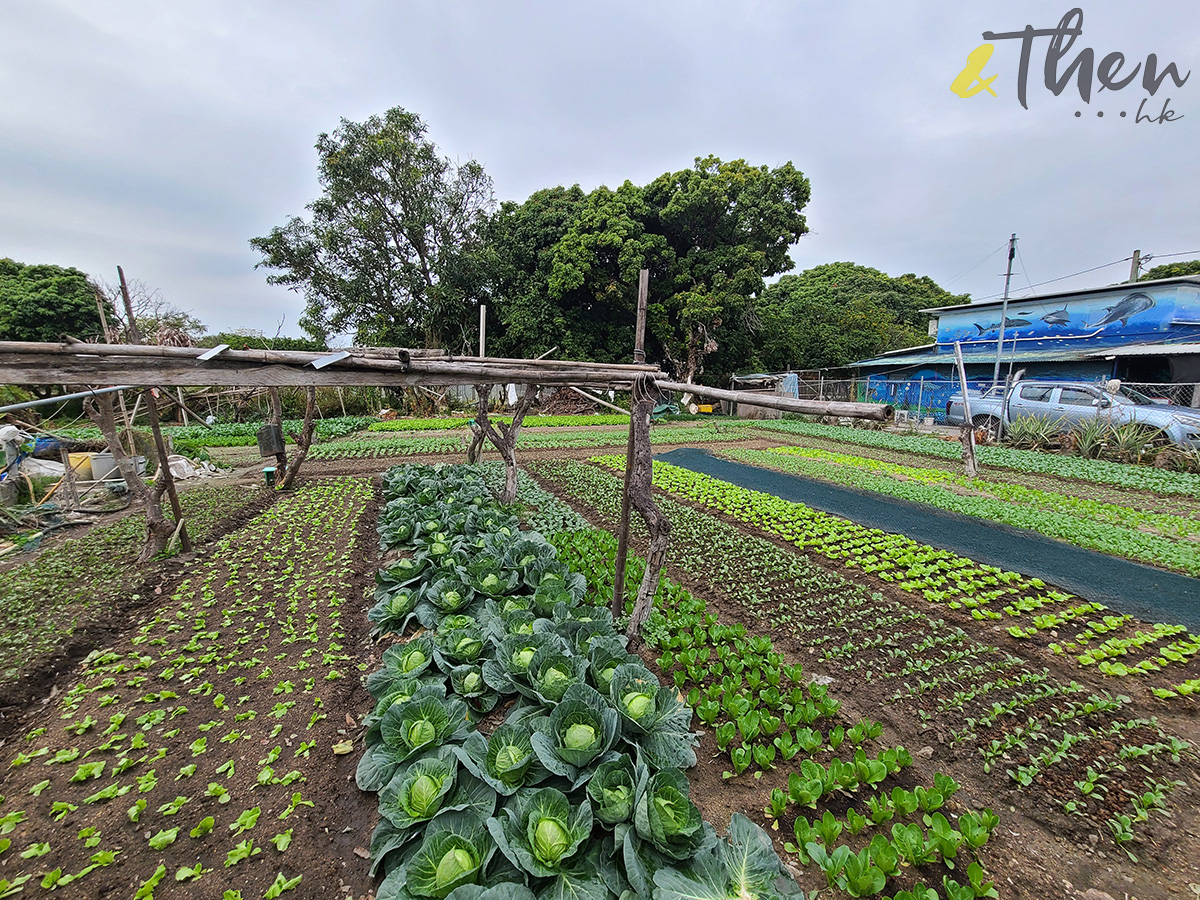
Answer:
[1129,249,1141,283]
[992,233,1017,388]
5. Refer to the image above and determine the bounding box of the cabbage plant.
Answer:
[487,788,593,877]
[359,693,468,793]
[369,586,423,638]
[586,754,637,825]
[609,663,699,770]
[634,769,706,860]
[379,747,497,834]
[379,811,497,900]
[586,640,638,698]
[483,633,567,694]
[653,814,804,900]
[529,683,620,788]
[454,722,542,796]
[520,644,588,705]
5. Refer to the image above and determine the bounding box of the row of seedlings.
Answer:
[608,457,1200,694]
[356,462,803,900]
[526,459,1193,871]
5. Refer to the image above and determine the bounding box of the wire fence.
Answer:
[787,377,1200,424]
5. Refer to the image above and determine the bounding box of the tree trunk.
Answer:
[473,383,539,505]
[624,375,672,645]
[85,392,175,563]
[279,386,317,490]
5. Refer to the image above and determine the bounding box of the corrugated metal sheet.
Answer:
[852,348,1094,368]
[1089,343,1200,357]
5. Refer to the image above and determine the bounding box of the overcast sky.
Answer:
[2,1,1198,338]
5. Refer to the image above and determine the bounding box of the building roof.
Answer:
[1092,342,1200,358]
[852,347,1095,369]
[920,275,1200,315]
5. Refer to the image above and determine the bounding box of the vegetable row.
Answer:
[357,462,801,900]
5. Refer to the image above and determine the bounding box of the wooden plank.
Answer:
[0,354,646,388]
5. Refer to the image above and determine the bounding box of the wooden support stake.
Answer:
[623,374,672,644]
[119,266,191,554]
[613,269,650,617]
[953,341,979,479]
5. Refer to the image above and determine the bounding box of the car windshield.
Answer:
[1114,386,1158,406]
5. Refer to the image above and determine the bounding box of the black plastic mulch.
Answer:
[655,448,1200,632]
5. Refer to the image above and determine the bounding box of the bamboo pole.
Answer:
[653,381,891,421]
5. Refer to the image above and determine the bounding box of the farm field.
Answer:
[715,446,1200,576]
[2,421,1197,900]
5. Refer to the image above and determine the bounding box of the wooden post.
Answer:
[59,448,79,510]
[633,269,648,363]
[118,266,192,553]
[623,374,672,643]
[953,341,978,479]
[267,386,287,473]
[278,386,317,491]
[613,269,650,617]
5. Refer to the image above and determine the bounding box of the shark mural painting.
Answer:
[933,281,1200,352]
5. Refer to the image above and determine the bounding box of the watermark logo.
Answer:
[952,8,1190,123]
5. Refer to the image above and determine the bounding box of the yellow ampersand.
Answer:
[951,43,998,97]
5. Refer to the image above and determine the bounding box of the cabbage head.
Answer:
[634,769,705,860]
[586,754,637,825]
[403,812,496,899]
[486,788,593,878]
[530,683,619,787]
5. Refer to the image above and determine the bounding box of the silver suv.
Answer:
[1001,381,1200,448]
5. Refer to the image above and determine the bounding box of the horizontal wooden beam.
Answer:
[0,352,646,388]
[654,380,892,421]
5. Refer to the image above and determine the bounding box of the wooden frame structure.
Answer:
[0,336,892,639]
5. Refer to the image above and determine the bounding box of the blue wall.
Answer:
[934,283,1200,352]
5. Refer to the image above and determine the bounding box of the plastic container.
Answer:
[257,424,285,457]
[67,452,93,480]
[90,453,147,480]
[90,451,117,481]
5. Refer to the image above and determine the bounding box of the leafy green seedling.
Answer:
[224,839,260,867]
[190,816,215,838]
[148,828,179,850]
[229,806,261,836]
[270,829,293,851]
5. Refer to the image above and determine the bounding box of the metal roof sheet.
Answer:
[852,348,1096,368]
[920,275,1200,314]
[1086,342,1200,357]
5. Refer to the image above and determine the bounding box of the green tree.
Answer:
[250,107,495,350]
[642,157,810,385]
[756,262,966,371]
[490,157,810,383]
[0,258,104,343]
[1140,259,1200,281]
[485,185,587,359]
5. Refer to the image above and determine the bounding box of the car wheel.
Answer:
[973,415,1002,442]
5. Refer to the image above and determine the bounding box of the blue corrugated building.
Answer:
[850,275,1200,417]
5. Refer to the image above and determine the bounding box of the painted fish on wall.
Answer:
[974,317,1031,334]
[1087,292,1155,327]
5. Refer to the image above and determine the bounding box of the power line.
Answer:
[973,256,1132,301]
[1015,244,1037,299]
[944,241,1009,287]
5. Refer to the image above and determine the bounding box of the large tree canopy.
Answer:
[0,258,103,343]
[250,107,495,350]
[489,156,810,384]
[756,262,967,371]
